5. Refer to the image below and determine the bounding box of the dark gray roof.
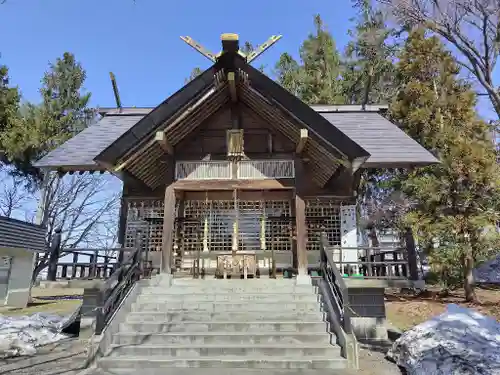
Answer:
[320,111,438,167]
[34,115,145,170]
[0,216,46,252]
[35,107,438,170]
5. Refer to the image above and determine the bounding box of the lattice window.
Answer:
[125,199,165,253]
[208,201,234,252]
[177,199,294,254]
[265,200,293,252]
[238,200,262,252]
[305,199,341,251]
[182,200,207,253]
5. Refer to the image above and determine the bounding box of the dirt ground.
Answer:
[0,288,83,317]
[385,285,500,331]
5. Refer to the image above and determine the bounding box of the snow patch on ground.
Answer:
[387,304,500,375]
[0,313,71,358]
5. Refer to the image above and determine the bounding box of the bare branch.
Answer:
[379,0,500,120]
[0,172,122,281]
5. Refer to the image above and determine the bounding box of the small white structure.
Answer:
[0,217,46,308]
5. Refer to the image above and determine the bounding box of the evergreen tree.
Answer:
[391,29,500,302]
[185,67,203,83]
[0,65,21,168]
[0,53,94,186]
[275,15,345,104]
[342,0,398,105]
[274,53,302,97]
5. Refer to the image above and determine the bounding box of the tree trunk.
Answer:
[463,245,477,302]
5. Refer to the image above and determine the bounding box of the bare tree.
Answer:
[0,170,31,218]
[32,172,120,281]
[0,170,121,281]
[378,0,500,121]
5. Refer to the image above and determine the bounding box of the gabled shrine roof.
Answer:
[34,50,438,187]
[35,105,437,171]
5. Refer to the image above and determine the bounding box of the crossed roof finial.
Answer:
[180,33,282,64]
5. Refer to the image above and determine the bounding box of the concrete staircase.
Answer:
[87,275,348,374]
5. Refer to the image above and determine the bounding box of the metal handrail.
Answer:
[94,237,145,335]
[319,233,352,334]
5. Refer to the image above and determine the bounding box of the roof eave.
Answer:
[235,59,370,161]
[95,64,218,166]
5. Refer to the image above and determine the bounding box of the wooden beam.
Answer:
[172,179,294,191]
[155,131,173,154]
[180,36,217,62]
[294,157,309,284]
[161,184,176,274]
[114,87,218,172]
[227,72,238,102]
[246,35,282,63]
[295,128,308,155]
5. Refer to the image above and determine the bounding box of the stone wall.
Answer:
[348,287,388,342]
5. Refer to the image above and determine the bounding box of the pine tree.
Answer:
[274,53,303,97]
[342,0,398,105]
[275,14,345,104]
[0,64,21,167]
[391,29,500,302]
[0,53,94,186]
[185,67,203,83]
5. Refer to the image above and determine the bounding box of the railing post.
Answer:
[71,253,78,278]
[341,288,353,334]
[404,227,419,281]
[89,252,97,278]
[103,255,110,279]
[47,227,62,281]
[61,265,68,279]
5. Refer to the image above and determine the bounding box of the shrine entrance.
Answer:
[173,190,294,278]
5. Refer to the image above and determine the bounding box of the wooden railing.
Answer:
[330,246,412,279]
[237,159,295,179]
[40,249,118,280]
[320,234,352,334]
[39,248,148,281]
[175,160,232,180]
[174,159,295,181]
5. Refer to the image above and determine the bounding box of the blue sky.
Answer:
[0,0,497,115]
[0,0,359,108]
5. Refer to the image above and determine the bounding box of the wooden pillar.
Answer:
[161,184,176,274]
[294,158,309,284]
[117,193,128,264]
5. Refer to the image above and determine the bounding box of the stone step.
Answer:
[171,278,301,284]
[108,344,339,358]
[86,368,348,375]
[120,321,329,334]
[98,355,347,370]
[149,285,318,293]
[132,301,322,313]
[113,332,332,345]
[136,292,320,302]
[126,310,326,322]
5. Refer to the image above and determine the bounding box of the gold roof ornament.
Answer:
[180,33,282,63]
